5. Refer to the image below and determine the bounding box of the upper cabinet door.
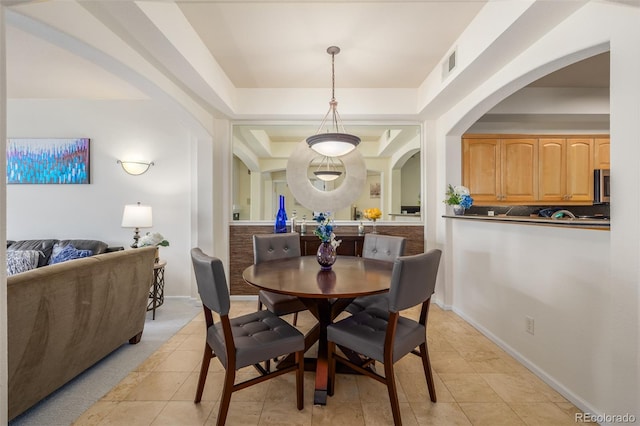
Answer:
[594,137,610,169]
[566,138,594,202]
[539,138,567,202]
[501,138,538,203]
[463,138,501,203]
[463,134,605,206]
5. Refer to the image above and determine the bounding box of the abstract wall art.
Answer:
[6,138,90,184]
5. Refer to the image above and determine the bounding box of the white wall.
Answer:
[449,220,610,409]
[430,1,639,420]
[7,99,195,297]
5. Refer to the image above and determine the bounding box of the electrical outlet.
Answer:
[525,316,535,335]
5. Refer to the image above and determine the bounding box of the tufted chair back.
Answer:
[191,248,231,315]
[388,249,442,312]
[253,233,301,264]
[362,234,406,261]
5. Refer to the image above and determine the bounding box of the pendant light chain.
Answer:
[331,49,336,102]
[305,45,361,157]
[330,48,339,130]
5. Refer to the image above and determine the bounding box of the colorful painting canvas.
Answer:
[6,138,90,184]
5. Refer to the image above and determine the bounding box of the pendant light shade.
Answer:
[313,155,343,181]
[306,46,360,157]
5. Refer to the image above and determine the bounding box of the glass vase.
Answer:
[452,205,465,215]
[274,195,288,233]
[371,220,377,234]
[316,241,337,271]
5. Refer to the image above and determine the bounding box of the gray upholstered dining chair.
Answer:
[345,234,406,314]
[190,248,304,426]
[327,249,442,426]
[253,233,307,325]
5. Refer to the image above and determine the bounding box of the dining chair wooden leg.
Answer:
[384,360,402,426]
[327,341,336,396]
[296,350,304,410]
[258,299,263,311]
[216,368,236,426]
[293,312,298,326]
[419,342,437,402]
[194,344,213,403]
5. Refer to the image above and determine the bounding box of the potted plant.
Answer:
[313,213,341,270]
[444,184,473,215]
[138,232,170,262]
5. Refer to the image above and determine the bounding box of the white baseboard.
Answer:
[433,298,452,311]
[451,306,604,422]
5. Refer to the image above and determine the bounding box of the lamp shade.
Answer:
[307,133,360,157]
[117,160,154,175]
[314,170,342,181]
[121,203,153,228]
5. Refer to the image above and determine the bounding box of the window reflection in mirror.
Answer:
[232,124,421,222]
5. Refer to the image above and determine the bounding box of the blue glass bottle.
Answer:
[274,195,288,233]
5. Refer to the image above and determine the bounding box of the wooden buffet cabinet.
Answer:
[300,234,364,257]
[229,224,423,295]
[462,134,609,206]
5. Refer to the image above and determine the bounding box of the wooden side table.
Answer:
[148,260,166,320]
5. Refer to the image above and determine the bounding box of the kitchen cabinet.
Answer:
[565,138,594,202]
[594,137,610,169]
[463,137,537,204]
[501,138,538,202]
[539,138,593,203]
[463,134,606,206]
[463,138,500,203]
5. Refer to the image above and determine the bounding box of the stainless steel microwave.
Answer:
[594,169,610,204]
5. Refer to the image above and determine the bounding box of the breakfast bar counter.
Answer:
[444,214,610,230]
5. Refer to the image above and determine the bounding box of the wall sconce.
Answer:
[121,202,153,248]
[117,160,154,175]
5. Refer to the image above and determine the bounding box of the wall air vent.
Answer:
[442,48,457,80]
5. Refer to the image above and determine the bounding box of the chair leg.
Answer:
[216,368,236,426]
[194,344,213,403]
[293,312,298,326]
[296,350,304,410]
[258,299,263,311]
[327,341,336,396]
[384,361,402,426]
[419,342,437,402]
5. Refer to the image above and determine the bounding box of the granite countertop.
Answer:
[444,214,610,229]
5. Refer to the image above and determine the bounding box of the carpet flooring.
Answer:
[9,298,201,426]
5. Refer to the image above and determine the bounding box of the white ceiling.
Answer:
[5,0,487,99]
[4,1,610,100]
[3,0,610,148]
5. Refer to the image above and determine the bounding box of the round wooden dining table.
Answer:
[242,255,394,405]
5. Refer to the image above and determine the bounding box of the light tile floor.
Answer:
[74,302,588,425]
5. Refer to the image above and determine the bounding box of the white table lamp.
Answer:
[122,202,153,248]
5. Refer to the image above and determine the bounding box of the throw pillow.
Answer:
[6,250,41,276]
[49,244,93,264]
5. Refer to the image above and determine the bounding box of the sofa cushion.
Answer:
[8,240,58,267]
[49,244,93,264]
[58,239,108,255]
[6,250,41,276]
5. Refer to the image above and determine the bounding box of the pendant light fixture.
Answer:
[313,155,343,181]
[306,46,361,157]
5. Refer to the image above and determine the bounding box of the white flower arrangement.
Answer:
[444,184,474,209]
[138,232,170,247]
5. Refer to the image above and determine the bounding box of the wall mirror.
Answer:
[232,123,422,222]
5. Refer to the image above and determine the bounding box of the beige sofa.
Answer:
[7,246,156,420]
